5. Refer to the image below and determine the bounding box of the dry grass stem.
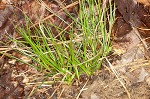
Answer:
[105,58,131,99]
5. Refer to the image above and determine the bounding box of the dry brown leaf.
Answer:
[136,0,150,6]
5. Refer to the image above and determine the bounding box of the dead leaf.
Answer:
[136,0,150,6]
[115,0,150,38]
[137,67,149,82]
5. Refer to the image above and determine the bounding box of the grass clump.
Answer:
[12,0,115,83]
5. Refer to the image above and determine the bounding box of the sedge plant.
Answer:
[4,0,116,83]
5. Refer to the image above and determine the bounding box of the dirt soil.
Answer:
[0,0,150,99]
